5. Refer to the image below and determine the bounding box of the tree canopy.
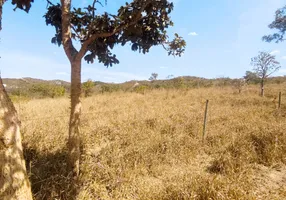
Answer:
[243,71,260,84]
[263,5,286,43]
[251,51,281,79]
[149,73,158,81]
[44,0,186,67]
[0,0,34,30]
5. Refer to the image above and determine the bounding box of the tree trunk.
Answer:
[260,78,264,97]
[0,0,3,30]
[68,59,82,177]
[0,78,33,200]
[0,0,5,31]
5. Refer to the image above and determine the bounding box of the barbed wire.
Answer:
[14,85,284,126]
[20,111,103,122]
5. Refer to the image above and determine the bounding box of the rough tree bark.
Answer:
[61,0,82,176]
[0,0,3,30]
[68,59,82,176]
[0,78,33,200]
[260,78,264,97]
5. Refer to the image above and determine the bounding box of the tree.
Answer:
[243,71,260,84]
[0,1,34,199]
[262,5,286,43]
[28,83,66,98]
[149,73,158,81]
[166,74,174,79]
[0,0,34,30]
[0,78,33,200]
[251,51,281,96]
[82,79,95,97]
[0,0,3,30]
[232,78,246,94]
[44,0,186,176]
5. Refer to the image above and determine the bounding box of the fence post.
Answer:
[203,99,209,142]
[278,92,282,109]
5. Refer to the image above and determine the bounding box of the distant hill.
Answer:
[2,75,286,93]
[2,77,70,90]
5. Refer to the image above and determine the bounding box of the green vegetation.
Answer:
[82,79,95,97]
[4,75,286,99]
[7,83,66,99]
[29,83,66,98]
[244,71,260,84]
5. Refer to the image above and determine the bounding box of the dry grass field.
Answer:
[16,84,286,200]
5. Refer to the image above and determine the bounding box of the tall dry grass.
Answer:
[16,84,286,199]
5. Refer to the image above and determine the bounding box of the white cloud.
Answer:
[188,32,198,36]
[270,50,280,55]
[282,56,286,60]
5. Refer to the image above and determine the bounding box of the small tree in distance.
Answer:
[82,79,95,97]
[251,51,281,97]
[232,78,246,94]
[166,74,174,79]
[244,71,260,84]
[149,73,158,81]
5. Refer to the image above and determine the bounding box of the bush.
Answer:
[172,77,186,89]
[82,79,95,97]
[28,83,66,98]
[101,84,121,93]
[133,85,150,94]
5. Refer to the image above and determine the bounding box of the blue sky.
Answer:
[1,0,286,83]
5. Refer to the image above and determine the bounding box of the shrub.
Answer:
[133,85,149,94]
[28,83,66,98]
[101,84,121,93]
[82,79,95,97]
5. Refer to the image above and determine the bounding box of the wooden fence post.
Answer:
[203,99,209,142]
[278,92,282,109]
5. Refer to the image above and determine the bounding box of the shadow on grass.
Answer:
[23,144,77,200]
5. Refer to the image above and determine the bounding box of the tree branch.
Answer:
[61,0,78,62]
[265,66,281,78]
[92,0,97,19]
[71,24,83,40]
[77,0,152,60]
[46,0,55,7]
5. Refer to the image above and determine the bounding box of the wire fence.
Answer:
[19,111,102,122]
[15,90,284,142]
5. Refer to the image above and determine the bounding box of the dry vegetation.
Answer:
[15,84,286,200]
